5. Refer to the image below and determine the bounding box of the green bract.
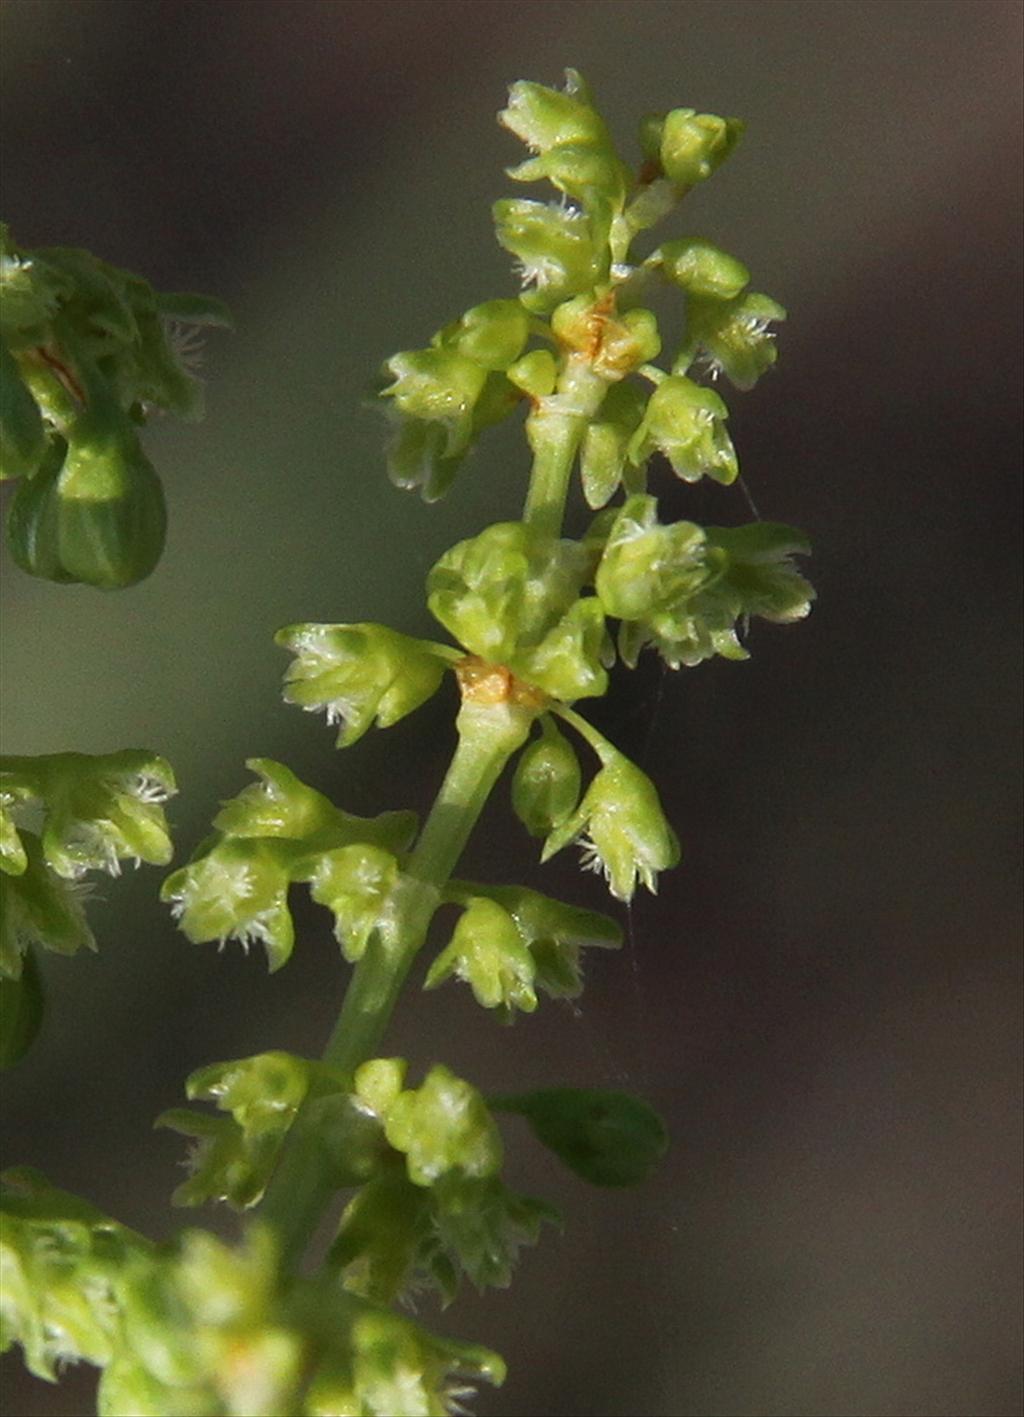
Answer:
[276,622,450,747]
[161,758,416,970]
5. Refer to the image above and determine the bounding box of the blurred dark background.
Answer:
[1,2,1021,1414]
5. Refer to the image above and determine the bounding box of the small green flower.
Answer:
[1,751,175,881]
[427,521,606,701]
[447,881,621,1000]
[383,1064,503,1186]
[678,290,787,390]
[542,749,680,900]
[162,759,415,971]
[595,493,714,623]
[275,622,449,748]
[628,373,738,484]
[425,897,539,1017]
[493,198,606,313]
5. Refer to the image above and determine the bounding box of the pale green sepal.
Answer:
[678,290,786,390]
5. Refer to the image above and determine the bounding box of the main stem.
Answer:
[259,700,533,1263]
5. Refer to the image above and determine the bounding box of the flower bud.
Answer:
[425,897,538,1016]
[500,70,609,154]
[6,401,167,588]
[542,750,680,900]
[657,237,750,299]
[506,347,557,399]
[629,374,738,484]
[436,299,529,372]
[511,718,581,836]
[275,622,447,748]
[645,108,744,187]
[382,347,487,458]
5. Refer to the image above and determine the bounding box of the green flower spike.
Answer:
[542,741,680,901]
[629,373,738,484]
[275,622,450,748]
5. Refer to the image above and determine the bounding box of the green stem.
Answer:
[259,699,535,1263]
[522,356,607,538]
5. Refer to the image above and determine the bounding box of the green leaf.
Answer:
[492,1087,668,1186]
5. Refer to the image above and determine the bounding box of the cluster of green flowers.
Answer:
[0,223,229,587]
[2,70,813,1415]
